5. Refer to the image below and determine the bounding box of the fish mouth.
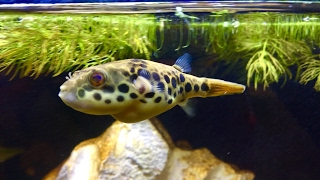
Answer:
[58,85,101,115]
[58,88,89,113]
[59,88,76,104]
[58,85,79,106]
[58,77,81,103]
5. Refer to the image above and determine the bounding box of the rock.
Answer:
[43,119,254,180]
[158,148,253,180]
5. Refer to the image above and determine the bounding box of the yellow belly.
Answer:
[111,101,176,123]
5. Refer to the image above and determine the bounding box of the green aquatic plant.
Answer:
[242,38,312,89]
[245,39,288,89]
[273,14,320,47]
[0,14,158,78]
[300,57,320,91]
[192,14,235,59]
[237,13,318,89]
[210,10,230,17]
[2,11,320,92]
[196,12,317,89]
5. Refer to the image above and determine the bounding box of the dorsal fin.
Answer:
[173,53,192,73]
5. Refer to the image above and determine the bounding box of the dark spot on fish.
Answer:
[180,99,185,103]
[78,89,85,98]
[117,95,124,102]
[173,92,177,98]
[129,74,138,83]
[179,87,184,94]
[194,84,199,92]
[171,78,177,88]
[160,72,164,76]
[83,85,93,91]
[201,83,209,91]
[140,99,147,103]
[167,88,172,95]
[179,74,185,82]
[141,60,147,64]
[167,72,171,75]
[130,93,138,99]
[185,83,192,93]
[105,99,111,104]
[118,84,129,93]
[175,75,180,84]
[152,72,160,81]
[139,64,147,68]
[93,93,102,101]
[154,96,161,103]
[145,92,155,98]
[130,67,135,73]
[122,71,130,76]
[102,85,115,93]
[168,99,173,104]
[131,59,140,63]
[164,75,170,83]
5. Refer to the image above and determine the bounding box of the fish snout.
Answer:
[58,85,78,104]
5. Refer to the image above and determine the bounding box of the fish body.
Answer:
[59,54,245,123]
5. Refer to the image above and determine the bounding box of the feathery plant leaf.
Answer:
[246,39,290,89]
[300,57,320,91]
[0,14,158,78]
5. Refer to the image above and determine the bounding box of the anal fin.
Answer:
[179,99,196,118]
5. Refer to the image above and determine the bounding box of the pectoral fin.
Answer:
[133,76,152,94]
[133,70,166,94]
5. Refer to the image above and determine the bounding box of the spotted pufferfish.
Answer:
[58,53,245,123]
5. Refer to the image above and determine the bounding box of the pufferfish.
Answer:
[58,53,245,123]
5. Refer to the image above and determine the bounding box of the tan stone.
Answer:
[158,148,253,180]
[43,119,254,180]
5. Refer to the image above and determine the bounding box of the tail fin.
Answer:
[205,78,246,97]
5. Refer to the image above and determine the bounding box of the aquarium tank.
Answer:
[1,0,320,180]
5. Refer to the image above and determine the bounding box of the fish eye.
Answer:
[88,71,105,87]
